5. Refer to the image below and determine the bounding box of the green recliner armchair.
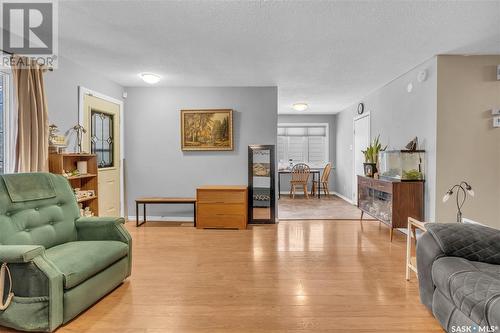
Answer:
[0,173,132,332]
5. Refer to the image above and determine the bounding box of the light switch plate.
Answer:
[493,116,500,128]
[497,65,500,81]
[492,108,500,116]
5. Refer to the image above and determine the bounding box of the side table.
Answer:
[406,217,427,281]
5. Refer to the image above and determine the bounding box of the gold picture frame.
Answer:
[180,109,234,151]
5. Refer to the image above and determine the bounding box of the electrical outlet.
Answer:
[493,116,500,128]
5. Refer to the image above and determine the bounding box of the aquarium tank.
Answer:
[378,150,425,181]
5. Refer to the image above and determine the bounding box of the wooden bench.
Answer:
[135,197,196,227]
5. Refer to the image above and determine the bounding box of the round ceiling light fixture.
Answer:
[140,73,161,84]
[292,103,308,111]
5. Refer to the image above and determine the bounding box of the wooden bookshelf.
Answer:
[49,153,99,216]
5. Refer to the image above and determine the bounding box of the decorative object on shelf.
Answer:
[48,124,67,153]
[49,153,99,215]
[405,136,418,151]
[442,181,475,223]
[71,124,87,153]
[358,175,424,242]
[357,102,364,115]
[77,160,88,174]
[180,109,233,151]
[379,150,425,181]
[248,145,276,224]
[362,135,386,177]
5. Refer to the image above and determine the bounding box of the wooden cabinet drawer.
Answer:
[197,190,246,204]
[373,180,392,194]
[197,215,246,230]
[358,176,372,187]
[197,203,246,217]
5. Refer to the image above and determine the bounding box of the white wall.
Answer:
[44,56,124,151]
[124,87,278,219]
[334,57,437,220]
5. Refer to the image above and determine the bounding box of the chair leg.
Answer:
[290,184,293,198]
[304,185,309,199]
[311,182,316,196]
[323,183,329,196]
[292,185,295,199]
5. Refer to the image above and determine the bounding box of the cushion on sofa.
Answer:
[450,271,500,326]
[432,257,500,326]
[45,241,128,289]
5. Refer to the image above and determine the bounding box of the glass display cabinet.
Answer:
[248,145,276,224]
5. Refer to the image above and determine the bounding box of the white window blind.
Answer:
[277,123,329,166]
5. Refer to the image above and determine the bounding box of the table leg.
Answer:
[278,172,281,199]
[136,201,139,227]
[143,203,147,225]
[406,222,412,281]
[193,202,197,227]
[317,172,321,199]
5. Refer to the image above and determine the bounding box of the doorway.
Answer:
[79,88,124,217]
[353,113,370,203]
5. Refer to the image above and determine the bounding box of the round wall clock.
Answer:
[357,102,364,115]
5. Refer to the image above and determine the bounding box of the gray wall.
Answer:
[277,114,336,193]
[334,57,437,220]
[124,87,278,219]
[44,56,124,150]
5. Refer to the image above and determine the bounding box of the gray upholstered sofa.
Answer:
[417,223,500,332]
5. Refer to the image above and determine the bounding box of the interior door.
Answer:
[353,114,370,202]
[82,94,121,217]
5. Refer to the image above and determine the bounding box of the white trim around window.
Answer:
[0,70,16,174]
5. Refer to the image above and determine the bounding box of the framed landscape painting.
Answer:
[181,109,234,151]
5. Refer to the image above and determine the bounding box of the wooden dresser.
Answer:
[196,185,248,229]
[357,175,424,241]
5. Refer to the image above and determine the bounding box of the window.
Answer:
[91,111,114,168]
[277,123,329,167]
[0,72,10,174]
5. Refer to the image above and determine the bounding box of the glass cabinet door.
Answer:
[248,145,276,224]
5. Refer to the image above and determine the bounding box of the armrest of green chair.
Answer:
[75,216,132,277]
[75,216,130,243]
[0,245,45,263]
[0,245,64,332]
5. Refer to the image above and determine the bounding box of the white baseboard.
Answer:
[332,191,355,205]
[127,216,194,222]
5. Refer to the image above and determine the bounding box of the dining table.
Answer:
[278,168,322,199]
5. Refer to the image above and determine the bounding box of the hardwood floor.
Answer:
[278,195,374,220]
[1,220,442,333]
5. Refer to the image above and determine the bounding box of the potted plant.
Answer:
[362,135,386,177]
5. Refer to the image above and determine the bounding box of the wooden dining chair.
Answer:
[289,163,311,199]
[312,163,332,197]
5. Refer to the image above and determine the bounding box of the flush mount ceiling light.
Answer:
[292,103,308,111]
[140,73,161,84]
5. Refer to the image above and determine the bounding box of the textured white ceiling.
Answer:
[58,1,500,114]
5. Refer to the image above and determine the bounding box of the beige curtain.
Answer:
[12,56,49,172]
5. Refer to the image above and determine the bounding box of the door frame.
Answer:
[352,112,370,203]
[78,86,125,217]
